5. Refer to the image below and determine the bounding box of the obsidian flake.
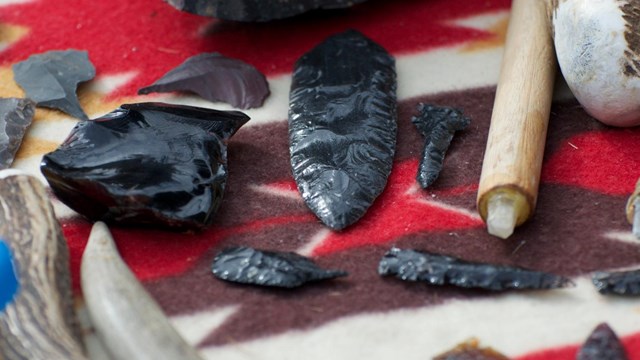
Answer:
[41,102,249,230]
[0,98,35,169]
[378,247,572,291]
[12,50,95,121]
[592,269,640,295]
[576,323,628,360]
[289,30,397,230]
[166,0,369,22]
[412,104,470,188]
[139,53,270,110]
[212,246,347,288]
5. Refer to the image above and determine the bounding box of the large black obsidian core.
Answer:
[41,103,249,230]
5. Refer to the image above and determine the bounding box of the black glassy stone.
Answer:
[40,102,249,231]
[592,269,640,295]
[139,53,270,110]
[211,246,348,288]
[288,30,397,230]
[12,50,95,121]
[0,98,35,169]
[378,248,573,291]
[412,104,470,188]
[166,0,369,21]
[576,323,628,360]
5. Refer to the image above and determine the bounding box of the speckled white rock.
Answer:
[552,0,640,127]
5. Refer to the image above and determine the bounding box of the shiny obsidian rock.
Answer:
[41,102,249,230]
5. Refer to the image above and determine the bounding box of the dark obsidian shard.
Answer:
[434,339,509,360]
[592,269,640,295]
[412,104,470,188]
[139,53,270,110]
[288,30,397,230]
[0,98,35,169]
[212,246,347,288]
[576,323,628,360]
[378,247,572,291]
[166,0,369,22]
[40,102,249,230]
[12,50,95,121]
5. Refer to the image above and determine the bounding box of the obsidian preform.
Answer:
[0,98,35,169]
[289,30,397,230]
[576,323,628,360]
[12,50,95,121]
[139,53,270,110]
[41,102,249,230]
[592,269,640,295]
[412,104,470,188]
[212,246,347,288]
[378,247,572,291]
[166,0,369,21]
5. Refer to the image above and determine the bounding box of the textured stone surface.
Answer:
[289,30,397,230]
[577,323,628,360]
[41,102,249,230]
[592,269,640,295]
[12,50,95,120]
[0,98,35,169]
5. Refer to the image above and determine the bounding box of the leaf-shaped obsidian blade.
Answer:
[40,102,249,231]
[288,29,397,230]
[212,246,348,288]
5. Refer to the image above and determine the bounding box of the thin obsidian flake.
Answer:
[412,104,470,188]
[12,50,95,120]
[378,247,572,291]
[166,0,369,22]
[289,29,397,230]
[212,246,347,288]
[592,269,640,295]
[0,98,35,169]
[139,53,270,109]
[40,102,249,230]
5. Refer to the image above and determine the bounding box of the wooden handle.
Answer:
[477,0,557,237]
[0,172,87,359]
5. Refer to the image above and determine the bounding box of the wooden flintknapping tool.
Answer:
[477,0,557,239]
[0,171,87,359]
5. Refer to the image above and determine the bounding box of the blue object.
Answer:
[0,240,19,311]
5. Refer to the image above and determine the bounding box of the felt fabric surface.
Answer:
[1,0,640,359]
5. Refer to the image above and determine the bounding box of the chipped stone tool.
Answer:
[0,98,35,169]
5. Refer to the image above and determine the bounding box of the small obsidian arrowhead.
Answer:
[139,53,270,109]
[41,102,249,230]
[0,98,35,169]
[289,29,397,230]
[212,246,347,288]
[166,0,369,21]
[12,50,95,121]
[412,104,470,188]
[576,323,628,360]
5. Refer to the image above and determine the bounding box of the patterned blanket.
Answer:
[2,0,640,358]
